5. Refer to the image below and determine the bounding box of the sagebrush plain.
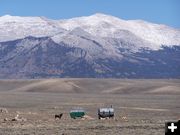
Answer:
[0,79,180,135]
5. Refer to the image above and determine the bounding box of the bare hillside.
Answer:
[0,79,179,94]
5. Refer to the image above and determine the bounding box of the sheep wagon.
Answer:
[98,107,114,119]
[70,108,85,119]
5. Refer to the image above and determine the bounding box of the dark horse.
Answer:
[55,113,63,119]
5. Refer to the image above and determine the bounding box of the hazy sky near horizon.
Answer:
[0,0,179,28]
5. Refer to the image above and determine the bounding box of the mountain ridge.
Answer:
[0,13,180,48]
[0,13,180,79]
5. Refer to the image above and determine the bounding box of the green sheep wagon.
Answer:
[70,108,85,119]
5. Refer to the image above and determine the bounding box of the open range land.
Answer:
[0,79,180,135]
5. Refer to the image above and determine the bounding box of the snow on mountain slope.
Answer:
[0,15,65,42]
[51,28,124,59]
[0,13,180,51]
[58,13,180,49]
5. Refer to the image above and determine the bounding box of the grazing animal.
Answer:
[0,108,8,113]
[11,114,20,121]
[55,113,63,119]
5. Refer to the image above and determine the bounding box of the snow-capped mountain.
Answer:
[1,14,180,48]
[58,13,180,48]
[0,14,180,78]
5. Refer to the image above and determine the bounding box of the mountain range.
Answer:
[0,13,180,79]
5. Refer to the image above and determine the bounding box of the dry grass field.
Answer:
[0,79,180,135]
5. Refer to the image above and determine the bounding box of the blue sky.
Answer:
[0,0,179,28]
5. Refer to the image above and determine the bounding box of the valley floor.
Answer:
[0,79,180,135]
